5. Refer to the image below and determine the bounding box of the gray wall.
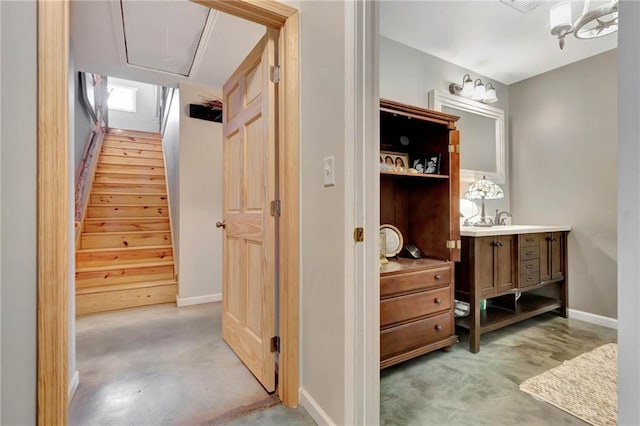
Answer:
[510,50,618,319]
[618,1,640,422]
[1,1,37,424]
[380,36,510,213]
[108,77,159,133]
[74,72,94,175]
[178,83,223,300]
[163,89,180,268]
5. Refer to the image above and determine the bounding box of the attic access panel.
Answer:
[121,0,211,76]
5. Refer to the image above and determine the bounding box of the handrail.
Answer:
[74,125,105,244]
[160,87,176,137]
[75,71,110,244]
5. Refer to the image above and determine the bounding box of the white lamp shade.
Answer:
[472,81,486,100]
[484,84,498,103]
[550,1,572,32]
[461,75,474,97]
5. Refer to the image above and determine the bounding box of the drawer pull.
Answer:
[525,250,534,255]
[527,277,534,282]
[434,274,442,281]
[434,298,442,305]
[525,264,533,269]
[526,238,534,243]
[435,324,443,331]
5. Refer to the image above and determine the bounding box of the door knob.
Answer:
[216,221,226,229]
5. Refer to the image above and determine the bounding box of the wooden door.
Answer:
[221,30,278,392]
[496,235,516,292]
[550,232,564,280]
[539,233,551,282]
[476,237,496,297]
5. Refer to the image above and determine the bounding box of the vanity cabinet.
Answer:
[379,99,460,368]
[455,228,570,353]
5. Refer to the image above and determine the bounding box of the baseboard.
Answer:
[68,370,80,402]
[176,293,222,307]
[568,308,618,329]
[300,388,337,426]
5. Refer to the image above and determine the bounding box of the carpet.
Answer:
[520,343,617,426]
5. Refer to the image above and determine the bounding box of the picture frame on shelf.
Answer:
[380,150,409,172]
[424,153,441,174]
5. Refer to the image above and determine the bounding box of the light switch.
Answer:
[324,156,335,187]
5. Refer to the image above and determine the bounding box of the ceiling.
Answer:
[379,1,618,85]
[71,0,265,88]
[72,1,618,89]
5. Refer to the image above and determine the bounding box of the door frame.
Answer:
[36,0,300,422]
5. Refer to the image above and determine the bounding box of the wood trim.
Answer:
[193,0,296,28]
[75,128,105,247]
[37,0,70,424]
[380,99,460,126]
[277,10,299,407]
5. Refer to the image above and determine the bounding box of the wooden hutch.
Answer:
[379,99,461,369]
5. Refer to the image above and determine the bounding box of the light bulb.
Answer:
[484,84,498,103]
[472,79,485,100]
[460,74,474,97]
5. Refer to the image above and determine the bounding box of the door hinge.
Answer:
[354,227,364,243]
[270,336,280,353]
[448,144,460,153]
[446,240,462,249]
[270,200,281,217]
[270,66,281,84]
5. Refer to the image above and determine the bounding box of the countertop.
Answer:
[460,224,572,237]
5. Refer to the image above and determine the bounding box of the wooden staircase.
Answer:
[76,129,177,315]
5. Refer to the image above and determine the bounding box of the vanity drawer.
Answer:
[380,266,450,298]
[519,271,541,288]
[520,259,540,273]
[520,234,540,248]
[520,246,540,261]
[380,311,452,361]
[380,287,451,328]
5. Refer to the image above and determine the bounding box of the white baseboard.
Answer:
[300,388,337,426]
[68,370,80,402]
[568,308,618,329]
[176,293,221,307]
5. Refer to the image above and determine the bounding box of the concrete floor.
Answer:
[71,304,616,425]
[381,313,617,425]
[69,302,315,425]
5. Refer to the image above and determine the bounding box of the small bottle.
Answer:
[480,299,487,311]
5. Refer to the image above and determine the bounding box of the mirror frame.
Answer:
[429,90,505,184]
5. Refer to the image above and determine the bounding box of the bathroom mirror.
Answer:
[429,90,505,184]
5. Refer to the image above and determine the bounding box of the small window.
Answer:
[107,84,137,112]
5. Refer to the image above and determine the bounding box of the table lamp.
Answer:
[464,176,504,227]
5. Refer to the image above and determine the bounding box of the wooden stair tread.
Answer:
[76,279,177,295]
[83,217,169,222]
[81,229,169,236]
[77,244,172,253]
[86,203,168,208]
[76,260,174,273]
[96,179,165,187]
[90,191,167,196]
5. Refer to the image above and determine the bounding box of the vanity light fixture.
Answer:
[449,75,498,104]
[550,0,618,50]
[464,176,504,227]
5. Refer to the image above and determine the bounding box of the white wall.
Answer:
[379,36,511,213]
[1,1,37,424]
[163,89,180,268]
[177,83,223,302]
[510,50,617,319]
[298,1,348,423]
[617,1,640,423]
[108,77,159,133]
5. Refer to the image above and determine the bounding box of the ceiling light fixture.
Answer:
[550,0,618,50]
[449,75,498,104]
